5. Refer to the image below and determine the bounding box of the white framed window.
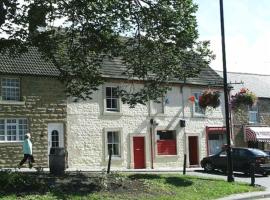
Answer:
[151,97,165,115]
[156,130,177,155]
[104,128,122,159]
[1,78,20,101]
[248,105,258,124]
[193,92,205,116]
[105,86,120,112]
[248,111,258,124]
[0,118,28,142]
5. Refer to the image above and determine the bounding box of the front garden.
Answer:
[0,170,263,200]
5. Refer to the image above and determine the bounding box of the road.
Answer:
[188,170,270,191]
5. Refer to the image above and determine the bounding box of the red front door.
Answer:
[188,136,199,165]
[133,137,145,169]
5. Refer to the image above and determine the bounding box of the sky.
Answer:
[194,0,270,74]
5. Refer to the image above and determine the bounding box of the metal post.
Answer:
[183,154,187,175]
[250,162,255,186]
[107,149,112,174]
[219,0,234,182]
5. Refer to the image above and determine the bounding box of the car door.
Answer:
[233,149,251,172]
[214,150,227,170]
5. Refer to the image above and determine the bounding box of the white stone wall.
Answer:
[67,82,225,170]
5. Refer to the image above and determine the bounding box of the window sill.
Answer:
[156,154,178,158]
[193,113,206,118]
[150,113,166,117]
[0,141,23,144]
[106,156,123,161]
[0,101,25,105]
[103,111,123,116]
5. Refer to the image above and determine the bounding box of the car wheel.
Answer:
[221,168,227,175]
[262,172,268,177]
[204,162,214,172]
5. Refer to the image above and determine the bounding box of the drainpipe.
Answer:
[148,99,154,169]
[180,85,187,173]
[150,119,154,169]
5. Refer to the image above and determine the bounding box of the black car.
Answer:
[201,147,270,176]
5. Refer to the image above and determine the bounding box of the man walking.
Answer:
[18,133,34,168]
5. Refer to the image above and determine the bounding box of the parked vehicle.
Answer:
[264,150,270,156]
[201,147,270,176]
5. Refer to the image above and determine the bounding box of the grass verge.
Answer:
[0,171,263,200]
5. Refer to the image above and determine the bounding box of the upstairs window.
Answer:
[193,92,204,115]
[1,78,20,101]
[151,97,164,115]
[248,111,258,124]
[105,87,119,112]
[248,105,258,124]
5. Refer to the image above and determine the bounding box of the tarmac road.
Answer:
[188,169,270,191]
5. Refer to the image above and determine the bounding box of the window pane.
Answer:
[1,78,20,101]
[113,144,119,156]
[106,99,112,109]
[106,87,111,97]
[107,132,113,143]
[111,87,118,98]
[0,120,4,141]
[157,130,175,140]
[108,144,113,154]
[105,87,119,112]
[51,130,59,147]
[107,131,120,156]
[113,132,119,143]
[194,93,204,114]
[111,99,118,110]
[18,119,28,141]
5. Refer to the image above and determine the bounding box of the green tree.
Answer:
[0,0,214,107]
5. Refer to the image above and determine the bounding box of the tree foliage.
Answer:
[0,0,214,106]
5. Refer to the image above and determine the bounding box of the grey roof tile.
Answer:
[216,71,270,98]
[0,47,59,76]
[0,48,223,86]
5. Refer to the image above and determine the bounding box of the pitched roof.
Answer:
[216,71,270,98]
[0,48,223,86]
[102,57,223,86]
[0,48,60,77]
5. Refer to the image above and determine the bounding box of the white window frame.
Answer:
[156,129,177,156]
[0,118,28,142]
[1,78,20,101]
[104,128,123,160]
[103,85,122,115]
[150,97,165,115]
[248,111,258,124]
[193,92,205,117]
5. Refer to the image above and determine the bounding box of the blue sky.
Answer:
[194,0,270,74]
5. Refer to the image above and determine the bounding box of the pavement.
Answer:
[1,167,270,200]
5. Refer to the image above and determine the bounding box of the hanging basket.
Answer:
[231,88,257,109]
[199,89,221,109]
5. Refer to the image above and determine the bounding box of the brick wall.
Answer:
[232,98,270,150]
[0,75,66,168]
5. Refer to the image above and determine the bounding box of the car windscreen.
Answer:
[249,149,268,156]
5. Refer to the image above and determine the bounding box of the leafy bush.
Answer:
[0,170,47,195]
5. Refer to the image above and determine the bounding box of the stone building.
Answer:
[67,60,226,170]
[224,72,270,151]
[0,48,66,168]
[0,49,226,169]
